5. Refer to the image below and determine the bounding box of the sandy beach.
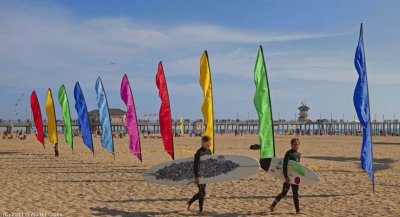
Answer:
[1,134,399,216]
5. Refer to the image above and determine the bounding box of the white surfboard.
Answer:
[266,158,320,186]
[144,154,260,185]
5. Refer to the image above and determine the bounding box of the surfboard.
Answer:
[144,154,260,185]
[266,158,320,186]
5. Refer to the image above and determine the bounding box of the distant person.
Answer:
[187,136,212,214]
[19,133,26,140]
[270,138,301,215]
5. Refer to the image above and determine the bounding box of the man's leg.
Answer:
[291,184,300,214]
[188,189,200,209]
[188,184,204,210]
[198,184,206,212]
[270,182,290,212]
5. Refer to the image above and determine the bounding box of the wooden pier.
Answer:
[1,119,399,136]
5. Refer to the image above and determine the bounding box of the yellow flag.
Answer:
[46,89,58,145]
[199,51,214,153]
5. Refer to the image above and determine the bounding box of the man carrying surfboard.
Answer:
[187,136,212,213]
[270,138,301,214]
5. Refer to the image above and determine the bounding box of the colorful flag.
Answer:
[353,23,374,191]
[45,89,58,145]
[58,85,73,149]
[74,82,94,153]
[95,77,114,155]
[120,74,142,161]
[254,46,275,160]
[156,61,174,160]
[30,91,45,146]
[200,51,215,153]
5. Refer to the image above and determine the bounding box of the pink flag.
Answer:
[120,74,142,161]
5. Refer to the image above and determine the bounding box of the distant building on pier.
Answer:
[298,102,310,122]
[88,108,126,124]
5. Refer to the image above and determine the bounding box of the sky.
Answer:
[1,0,399,121]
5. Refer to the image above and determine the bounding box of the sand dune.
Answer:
[1,134,399,216]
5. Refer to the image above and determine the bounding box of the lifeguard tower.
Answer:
[298,102,310,122]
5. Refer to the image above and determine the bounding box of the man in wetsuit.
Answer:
[270,138,302,214]
[187,136,212,213]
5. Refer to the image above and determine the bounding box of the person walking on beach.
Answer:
[187,136,212,213]
[270,138,302,214]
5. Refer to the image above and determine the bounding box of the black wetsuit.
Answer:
[188,147,211,212]
[272,149,301,213]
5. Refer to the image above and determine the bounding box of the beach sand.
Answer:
[1,134,399,216]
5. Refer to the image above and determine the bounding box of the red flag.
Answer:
[156,61,174,160]
[30,91,45,146]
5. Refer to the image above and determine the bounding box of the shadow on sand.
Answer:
[37,168,147,174]
[90,206,276,217]
[90,207,182,217]
[305,156,395,171]
[0,151,21,155]
[373,141,400,146]
[99,192,356,204]
[50,179,144,183]
[90,206,317,216]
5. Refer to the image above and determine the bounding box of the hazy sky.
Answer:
[1,0,399,121]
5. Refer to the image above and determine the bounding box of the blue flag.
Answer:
[74,82,94,153]
[353,23,374,188]
[95,77,115,154]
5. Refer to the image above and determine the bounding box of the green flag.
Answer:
[253,46,275,159]
[58,85,73,149]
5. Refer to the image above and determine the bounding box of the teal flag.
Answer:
[253,46,275,159]
[95,77,115,155]
[58,85,73,149]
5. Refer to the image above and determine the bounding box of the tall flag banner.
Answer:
[120,74,142,161]
[200,51,215,153]
[253,46,275,171]
[45,89,58,145]
[156,62,174,160]
[95,77,114,155]
[30,91,45,146]
[353,23,374,191]
[179,117,184,135]
[58,85,73,150]
[74,82,94,153]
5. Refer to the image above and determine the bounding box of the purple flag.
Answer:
[120,74,142,161]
